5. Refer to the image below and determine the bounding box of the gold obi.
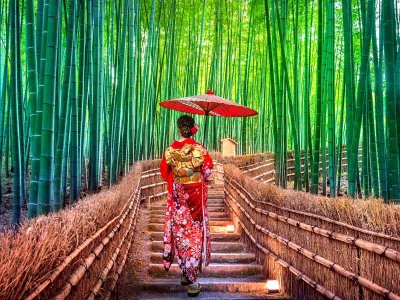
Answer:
[165,143,206,184]
[173,169,202,184]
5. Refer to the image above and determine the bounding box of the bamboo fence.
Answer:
[224,165,400,300]
[19,161,167,299]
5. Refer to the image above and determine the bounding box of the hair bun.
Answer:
[177,115,195,138]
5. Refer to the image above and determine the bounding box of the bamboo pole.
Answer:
[224,176,400,262]
[225,173,400,242]
[53,193,138,300]
[87,191,140,299]
[225,176,400,300]
[26,187,140,300]
[225,190,400,299]
[224,189,341,300]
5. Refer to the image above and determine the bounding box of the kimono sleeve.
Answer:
[202,152,214,182]
[160,155,170,181]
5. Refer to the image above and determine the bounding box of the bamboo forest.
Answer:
[0,0,400,225]
[2,1,400,299]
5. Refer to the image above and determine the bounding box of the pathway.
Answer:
[121,184,289,299]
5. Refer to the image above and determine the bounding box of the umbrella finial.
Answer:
[206,90,214,95]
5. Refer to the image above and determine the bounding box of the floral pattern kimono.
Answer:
[160,138,213,283]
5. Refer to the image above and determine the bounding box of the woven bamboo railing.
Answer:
[24,161,167,300]
[223,168,400,300]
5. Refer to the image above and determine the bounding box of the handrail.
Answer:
[225,189,400,300]
[225,174,400,242]
[87,191,140,299]
[223,189,341,300]
[25,185,139,300]
[141,171,161,179]
[53,188,140,300]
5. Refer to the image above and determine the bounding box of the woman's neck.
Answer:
[177,136,188,142]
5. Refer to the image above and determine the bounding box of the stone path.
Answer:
[119,184,290,299]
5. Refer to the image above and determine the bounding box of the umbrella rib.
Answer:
[177,100,204,113]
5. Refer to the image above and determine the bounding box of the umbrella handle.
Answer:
[202,113,209,146]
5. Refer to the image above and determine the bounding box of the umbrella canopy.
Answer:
[159,90,258,117]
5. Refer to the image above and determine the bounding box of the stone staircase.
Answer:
[131,185,289,299]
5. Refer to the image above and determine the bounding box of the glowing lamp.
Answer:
[265,280,280,293]
[226,225,235,232]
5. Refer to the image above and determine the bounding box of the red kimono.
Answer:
[160,138,213,283]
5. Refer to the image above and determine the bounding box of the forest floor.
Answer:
[116,202,152,299]
[0,173,28,232]
[286,174,349,197]
[0,168,108,232]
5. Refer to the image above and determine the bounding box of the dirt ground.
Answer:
[114,202,153,299]
[0,174,27,232]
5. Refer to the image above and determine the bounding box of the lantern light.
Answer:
[226,224,235,232]
[265,280,280,293]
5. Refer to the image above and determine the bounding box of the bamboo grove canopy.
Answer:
[0,0,399,225]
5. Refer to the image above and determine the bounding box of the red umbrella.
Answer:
[160,90,258,117]
[160,90,258,142]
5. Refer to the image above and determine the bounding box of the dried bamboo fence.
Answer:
[223,164,400,300]
[0,160,170,300]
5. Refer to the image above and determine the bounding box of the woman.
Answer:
[160,115,213,297]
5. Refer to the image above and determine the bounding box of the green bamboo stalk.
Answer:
[37,0,61,215]
[28,0,49,218]
[274,0,301,190]
[382,0,400,202]
[348,0,374,198]
[302,0,312,191]
[25,0,38,149]
[326,0,336,197]
[9,0,24,224]
[0,5,10,205]
[372,5,387,200]
[341,0,355,193]
[53,0,77,210]
[89,0,103,191]
[310,0,324,195]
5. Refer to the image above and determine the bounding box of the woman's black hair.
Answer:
[177,115,195,138]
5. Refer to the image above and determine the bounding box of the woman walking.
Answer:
[160,115,213,297]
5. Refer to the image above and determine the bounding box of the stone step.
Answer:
[150,211,229,219]
[135,291,289,300]
[149,263,262,278]
[207,202,226,208]
[149,231,241,242]
[210,220,233,226]
[209,211,230,218]
[208,190,224,193]
[150,200,225,209]
[149,215,232,225]
[210,225,234,234]
[148,219,233,227]
[150,252,256,264]
[208,206,226,212]
[148,223,233,233]
[136,277,268,293]
[151,241,244,252]
[148,223,164,231]
[208,197,225,201]
[149,217,231,224]
[208,202,225,206]
[150,208,167,214]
